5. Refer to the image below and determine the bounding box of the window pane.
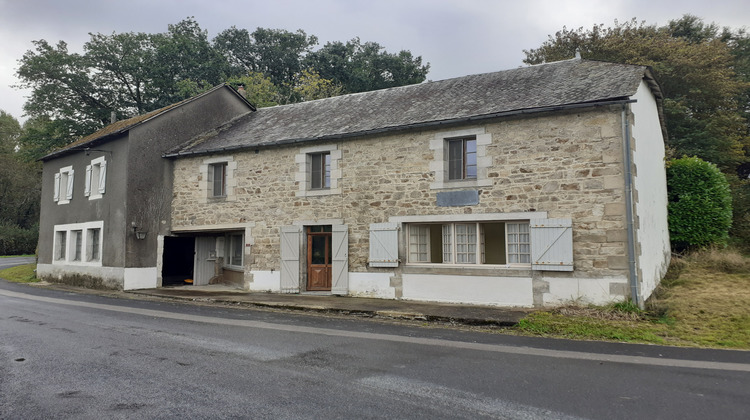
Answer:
[89,228,100,261]
[73,230,82,261]
[442,224,452,263]
[455,224,476,264]
[465,139,477,179]
[324,153,331,188]
[231,234,243,266]
[448,140,463,180]
[409,225,429,262]
[507,223,530,264]
[310,153,331,189]
[57,231,67,260]
[212,163,226,196]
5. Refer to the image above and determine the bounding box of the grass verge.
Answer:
[0,263,38,283]
[515,248,750,349]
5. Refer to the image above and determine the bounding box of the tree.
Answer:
[294,69,342,102]
[306,38,430,94]
[226,72,282,108]
[0,111,41,255]
[667,157,733,249]
[523,17,749,173]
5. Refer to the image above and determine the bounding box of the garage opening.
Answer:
[162,236,195,286]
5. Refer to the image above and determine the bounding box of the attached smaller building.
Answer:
[36,85,254,290]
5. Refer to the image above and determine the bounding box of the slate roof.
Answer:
[41,84,254,161]
[168,58,660,157]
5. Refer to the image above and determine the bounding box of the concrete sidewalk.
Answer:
[128,286,532,326]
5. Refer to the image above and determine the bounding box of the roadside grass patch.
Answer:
[0,263,38,283]
[515,248,750,349]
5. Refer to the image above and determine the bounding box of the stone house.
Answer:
[36,85,254,290]
[162,58,670,308]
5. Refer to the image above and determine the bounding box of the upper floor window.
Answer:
[53,166,74,205]
[448,137,477,180]
[199,156,236,203]
[310,152,331,190]
[85,156,107,200]
[209,162,228,197]
[295,144,341,197]
[407,221,530,265]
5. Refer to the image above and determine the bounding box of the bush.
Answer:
[667,157,732,250]
[0,223,38,255]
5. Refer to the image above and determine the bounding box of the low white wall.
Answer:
[36,263,124,290]
[249,270,282,292]
[123,267,158,290]
[401,274,534,307]
[543,277,628,306]
[348,272,396,299]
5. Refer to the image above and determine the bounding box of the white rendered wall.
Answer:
[348,272,396,299]
[36,263,124,289]
[543,277,628,306]
[401,274,534,307]
[123,267,158,290]
[630,80,671,301]
[249,270,282,292]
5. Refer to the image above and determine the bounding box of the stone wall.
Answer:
[171,106,629,283]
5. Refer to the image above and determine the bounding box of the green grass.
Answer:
[515,248,750,349]
[0,263,38,283]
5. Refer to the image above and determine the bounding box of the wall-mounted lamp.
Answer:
[132,223,147,240]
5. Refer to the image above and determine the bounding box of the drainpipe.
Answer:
[621,104,641,308]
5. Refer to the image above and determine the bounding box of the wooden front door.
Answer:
[307,226,332,291]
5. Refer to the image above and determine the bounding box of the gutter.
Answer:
[621,104,641,308]
[163,98,636,158]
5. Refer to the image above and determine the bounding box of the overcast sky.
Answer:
[1,0,748,122]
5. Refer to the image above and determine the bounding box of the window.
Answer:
[72,230,83,261]
[200,156,236,203]
[55,231,67,261]
[87,228,101,262]
[310,152,331,189]
[407,222,530,265]
[448,137,477,180]
[52,221,103,266]
[226,233,243,267]
[53,166,74,204]
[295,145,341,197]
[209,162,228,197]
[85,157,107,200]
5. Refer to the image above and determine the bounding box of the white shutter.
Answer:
[84,165,92,197]
[530,218,573,271]
[331,224,349,295]
[65,169,74,200]
[53,173,60,202]
[98,161,107,194]
[369,223,399,267]
[280,225,301,293]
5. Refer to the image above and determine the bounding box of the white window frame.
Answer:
[85,156,107,200]
[430,127,492,190]
[54,165,74,205]
[295,144,342,197]
[406,221,530,267]
[52,221,104,266]
[199,156,237,203]
[225,232,244,269]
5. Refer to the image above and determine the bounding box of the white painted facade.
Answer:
[630,80,671,300]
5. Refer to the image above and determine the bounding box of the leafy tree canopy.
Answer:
[524,16,750,175]
[14,18,429,159]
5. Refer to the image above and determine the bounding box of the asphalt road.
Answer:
[1,279,749,419]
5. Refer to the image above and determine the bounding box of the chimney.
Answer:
[237,85,246,97]
[111,111,117,124]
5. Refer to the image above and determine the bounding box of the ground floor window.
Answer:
[226,232,244,268]
[407,221,530,265]
[52,221,103,265]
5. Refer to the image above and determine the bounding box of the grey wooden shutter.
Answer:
[98,161,107,194]
[280,225,301,293]
[53,173,60,202]
[530,218,573,271]
[369,223,399,267]
[65,170,74,200]
[331,224,349,295]
[84,165,92,197]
